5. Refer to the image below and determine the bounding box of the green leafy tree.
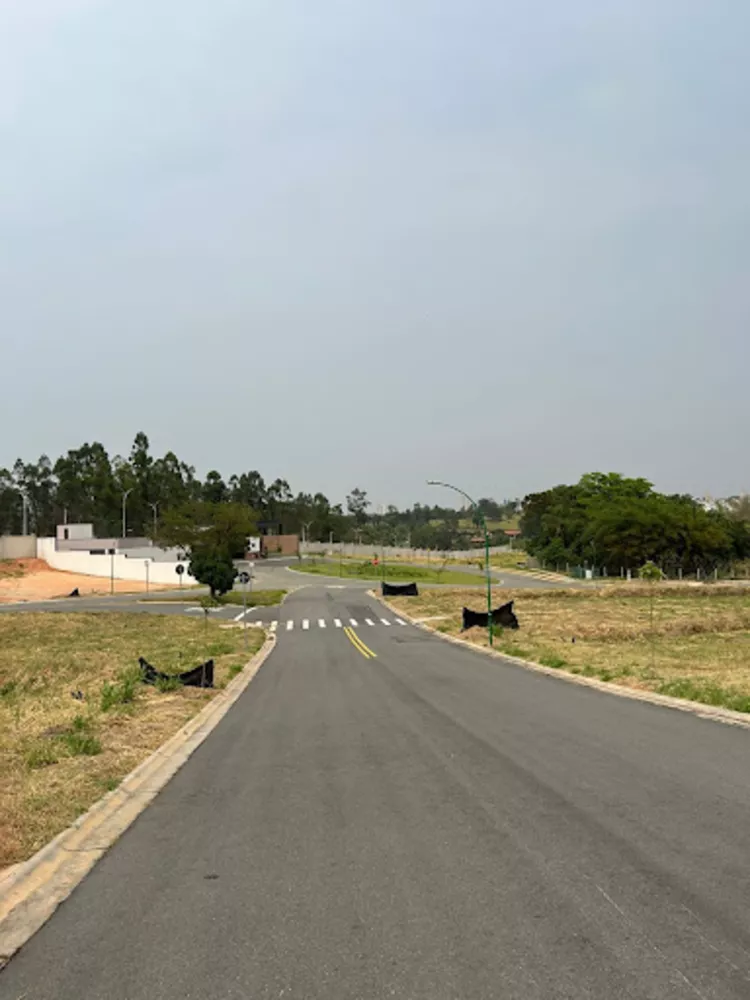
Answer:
[202,470,229,504]
[346,487,370,526]
[158,502,257,559]
[189,549,236,598]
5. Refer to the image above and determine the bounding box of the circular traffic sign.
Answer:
[175,564,185,576]
[238,571,250,584]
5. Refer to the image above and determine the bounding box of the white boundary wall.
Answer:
[0,535,37,560]
[300,542,513,561]
[37,538,196,585]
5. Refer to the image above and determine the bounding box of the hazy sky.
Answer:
[2,1,748,507]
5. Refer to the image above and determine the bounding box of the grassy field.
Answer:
[387,584,750,713]
[0,613,265,869]
[488,551,530,570]
[328,551,531,573]
[296,559,485,586]
[142,589,286,607]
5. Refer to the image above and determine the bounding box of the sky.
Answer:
[1,0,748,508]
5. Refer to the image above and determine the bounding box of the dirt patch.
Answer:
[0,559,170,603]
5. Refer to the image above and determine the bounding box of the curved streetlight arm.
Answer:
[122,488,134,541]
[426,480,477,510]
[426,480,494,646]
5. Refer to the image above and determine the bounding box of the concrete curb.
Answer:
[0,633,277,966]
[371,591,750,733]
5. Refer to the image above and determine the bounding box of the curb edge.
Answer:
[0,632,277,965]
[369,590,750,733]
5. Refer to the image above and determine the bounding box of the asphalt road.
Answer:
[0,558,564,621]
[3,584,750,998]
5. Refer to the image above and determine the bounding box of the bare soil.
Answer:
[0,559,169,603]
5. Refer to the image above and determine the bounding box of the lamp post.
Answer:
[149,502,159,537]
[121,488,133,540]
[427,479,494,646]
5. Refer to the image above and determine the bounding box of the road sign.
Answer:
[246,536,261,554]
[238,571,250,584]
[175,564,185,576]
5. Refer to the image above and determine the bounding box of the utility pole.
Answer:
[21,494,28,536]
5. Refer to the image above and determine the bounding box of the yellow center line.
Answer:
[344,626,377,659]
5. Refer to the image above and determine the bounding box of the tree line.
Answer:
[0,433,517,548]
[521,472,750,574]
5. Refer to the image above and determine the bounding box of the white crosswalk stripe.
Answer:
[269,616,409,633]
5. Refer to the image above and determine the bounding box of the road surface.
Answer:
[3,584,750,998]
[0,556,565,620]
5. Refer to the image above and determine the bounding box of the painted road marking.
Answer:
[233,610,248,622]
[344,627,377,659]
[268,618,407,633]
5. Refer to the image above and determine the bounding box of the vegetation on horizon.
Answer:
[0,432,519,550]
[522,473,750,575]
[2,435,747,566]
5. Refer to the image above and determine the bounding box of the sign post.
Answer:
[238,570,251,651]
[176,563,185,589]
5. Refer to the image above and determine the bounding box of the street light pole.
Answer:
[122,488,133,540]
[427,479,494,646]
[149,502,159,537]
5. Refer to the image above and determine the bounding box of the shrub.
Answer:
[100,669,139,712]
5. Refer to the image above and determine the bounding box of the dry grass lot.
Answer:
[0,613,264,869]
[389,584,750,713]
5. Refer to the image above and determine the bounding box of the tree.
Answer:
[157,502,257,559]
[229,471,267,511]
[346,487,370,526]
[202,471,228,505]
[189,549,236,598]
[54,442,119,535]
[722,495,750,523]
[0,468,22,534]
[520,472,746,574]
